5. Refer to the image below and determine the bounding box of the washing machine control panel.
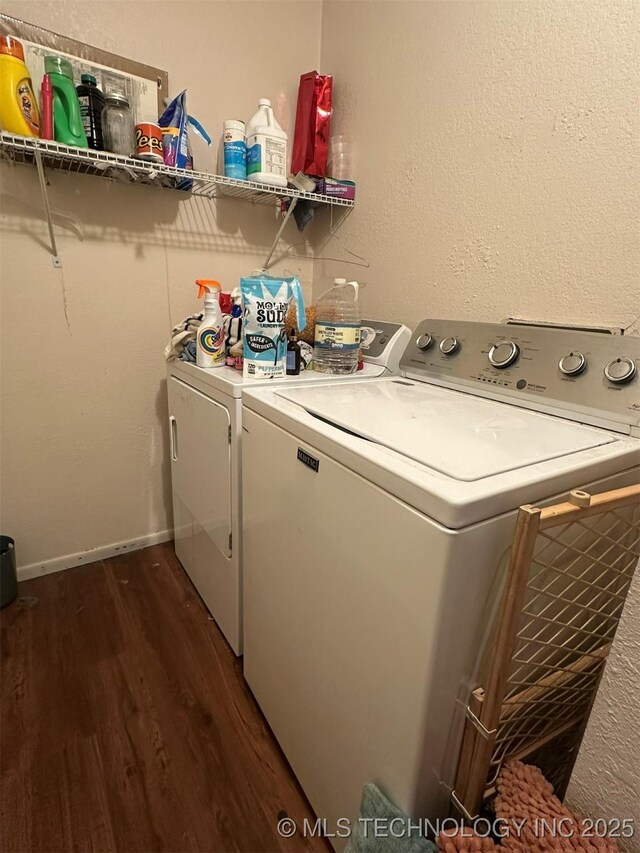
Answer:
[401,320,640,434]
[439,336,460,355]
[488,340,520,369]
[360,320,412,370]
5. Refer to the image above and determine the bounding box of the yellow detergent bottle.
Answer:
[0,35,40,136]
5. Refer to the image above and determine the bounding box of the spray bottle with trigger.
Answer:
[195,280,225,368]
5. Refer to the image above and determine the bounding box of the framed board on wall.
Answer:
[0,14,168,121]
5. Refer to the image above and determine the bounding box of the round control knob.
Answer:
[416,333,433,351]
[604,357,637,385]
[559,351,586,376]
[488,340,520,369]
[439,336,460,356]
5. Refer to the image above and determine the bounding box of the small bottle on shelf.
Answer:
[40,74,53,140]
[76,73,105,150]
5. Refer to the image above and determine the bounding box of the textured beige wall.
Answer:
[318,0,639,844]
[0,0,321,573]
[317,1,639,332]
[2,0,639,833]
[567,569,640,850]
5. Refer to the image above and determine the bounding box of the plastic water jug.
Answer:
[313,279,361,374]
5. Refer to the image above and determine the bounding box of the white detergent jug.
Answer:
[246,98,288,187]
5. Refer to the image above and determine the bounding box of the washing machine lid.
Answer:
[276,380,616,482]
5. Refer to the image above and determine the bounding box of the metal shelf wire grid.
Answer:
[486,503,640,791]
[451,485,640,820]
[0,132,355,208]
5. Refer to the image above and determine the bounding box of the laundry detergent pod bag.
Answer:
[158,90,211,190]
[241,274,306,379]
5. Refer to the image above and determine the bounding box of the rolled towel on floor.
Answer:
[345,784,437,853]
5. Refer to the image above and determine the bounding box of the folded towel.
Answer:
[345,784,437,853]
[224,315,242,349]
[166,306,245,364]
[165,312,204,362]
[179,340,197,363]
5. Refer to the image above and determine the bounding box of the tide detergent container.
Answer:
[246,99,288,187]
[240,274,305,379]
[0,36,40,136]
[195,280,226,368]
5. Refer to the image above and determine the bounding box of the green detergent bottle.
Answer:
[44,55,87,148]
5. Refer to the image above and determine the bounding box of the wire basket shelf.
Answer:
[452,484,640,820]
[0,132,355,208]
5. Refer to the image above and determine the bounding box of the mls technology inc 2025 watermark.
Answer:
[276,815,635,841]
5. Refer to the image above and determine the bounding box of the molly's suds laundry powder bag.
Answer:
[241,274,306,379]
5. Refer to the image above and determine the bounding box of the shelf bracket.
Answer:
[263,197,299,271]
[34,150,62,268]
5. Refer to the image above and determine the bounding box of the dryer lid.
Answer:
[276,380,617,482]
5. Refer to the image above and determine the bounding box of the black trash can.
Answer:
[1,536,18,608]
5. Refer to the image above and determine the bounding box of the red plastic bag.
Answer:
[291,71,333,177]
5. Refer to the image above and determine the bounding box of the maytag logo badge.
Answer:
[297,448,320,473]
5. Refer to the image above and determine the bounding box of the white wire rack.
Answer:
[0,132,354,207]
[1,132,354,268]
[451,484,640,820]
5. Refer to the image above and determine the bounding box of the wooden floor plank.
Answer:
[1,543,329,853]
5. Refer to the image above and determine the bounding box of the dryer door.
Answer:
[168,376,232,560]
[168,375,239,651]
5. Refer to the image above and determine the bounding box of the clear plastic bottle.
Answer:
[313,279,361,374]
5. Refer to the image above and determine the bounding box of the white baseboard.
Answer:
[17,530,174,581]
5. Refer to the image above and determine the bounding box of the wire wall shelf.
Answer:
[1,132,355,269]
[0,132,354,207]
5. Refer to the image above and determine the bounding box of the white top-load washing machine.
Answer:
[241,319,640,838]
[166,321,410,654]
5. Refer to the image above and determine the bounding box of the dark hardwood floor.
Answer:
[0,543,329,853]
